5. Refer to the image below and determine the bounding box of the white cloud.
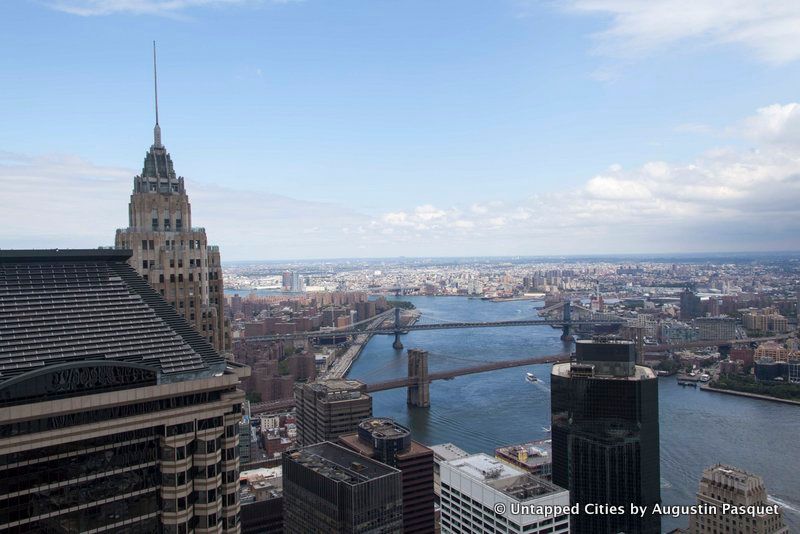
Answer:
[738,103,800,146]
[585,175,652,200]
[45,0,297,17]
[470,203,489,214]
[368,102,800,253]
[558,0,800,64]
[2,103,800,258]
[414,205,447,222]
[0,150,373,259]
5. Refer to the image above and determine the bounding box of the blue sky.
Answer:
[2,0,800,259]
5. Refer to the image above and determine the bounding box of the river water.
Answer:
[346,296,800,532]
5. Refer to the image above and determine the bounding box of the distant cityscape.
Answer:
[1,122,797,531]
[2,17,799,534]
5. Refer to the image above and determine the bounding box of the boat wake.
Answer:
[769,495,800,516]
[525,378,550,392]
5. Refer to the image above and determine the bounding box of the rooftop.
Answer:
[358,417,410,440]
[287,441,399,485]
[430,442,470,462]
[240,466,283,504]
[445,453,563,501]
[446,453,523,482]
[495,439,552,468]
[0,249,224,397]
[552,362,656,380]
[339,432,431,460]
[305,378,368,401]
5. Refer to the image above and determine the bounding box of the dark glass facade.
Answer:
[282,442,403,534]
[340,418,436,533]
[551,340,661,534]
[0,251,249,533]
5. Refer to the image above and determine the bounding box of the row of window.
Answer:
[0,427,160,468]
[162,490,239,513]
[3,440,158,495]
[19,491,158,534]
[1,392,222,438]
[0,467,159,525]
[442,484,568,533]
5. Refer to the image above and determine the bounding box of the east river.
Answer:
[345,296,800,532]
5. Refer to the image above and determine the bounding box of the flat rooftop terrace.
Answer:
[288,441,398,485]
[446,453,563,501]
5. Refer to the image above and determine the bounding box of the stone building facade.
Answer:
[115,123,230,353]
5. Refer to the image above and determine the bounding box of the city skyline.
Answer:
[2,1,800,259]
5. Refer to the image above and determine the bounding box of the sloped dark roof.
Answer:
[0,249,224,385]
[142,145,176,179]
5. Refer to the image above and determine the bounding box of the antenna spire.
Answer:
[152,40,162,147]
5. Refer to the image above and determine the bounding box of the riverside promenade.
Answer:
[321,308,420,379]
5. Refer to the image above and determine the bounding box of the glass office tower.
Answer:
[0,250,249,533]
[551,339,660,534]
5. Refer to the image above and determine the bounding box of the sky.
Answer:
[1,0,800,260]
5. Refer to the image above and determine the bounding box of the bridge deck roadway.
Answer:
[242,319,622,343]
[365,353,570,393]
[246,335,789,414]
[249,353,570,413]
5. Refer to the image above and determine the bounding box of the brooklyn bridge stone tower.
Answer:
[115,43,230,353]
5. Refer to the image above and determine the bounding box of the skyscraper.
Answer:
[339,418,436,533]
[282,441,404,533]
[551,338,661,534]
[294,379,372,446]
[0,249,249,533]
[115,44,229,353]
[688,465,788,534]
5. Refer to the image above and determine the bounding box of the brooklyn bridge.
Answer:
[247,333,786,415]
[243,301,790,414]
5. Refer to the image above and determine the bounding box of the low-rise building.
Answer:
[239,466,283,534]
[755,341,792,363]
[430,443,470,499]
[694,317,737,341]
[495,439,553,479]
[440,453,570,534]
